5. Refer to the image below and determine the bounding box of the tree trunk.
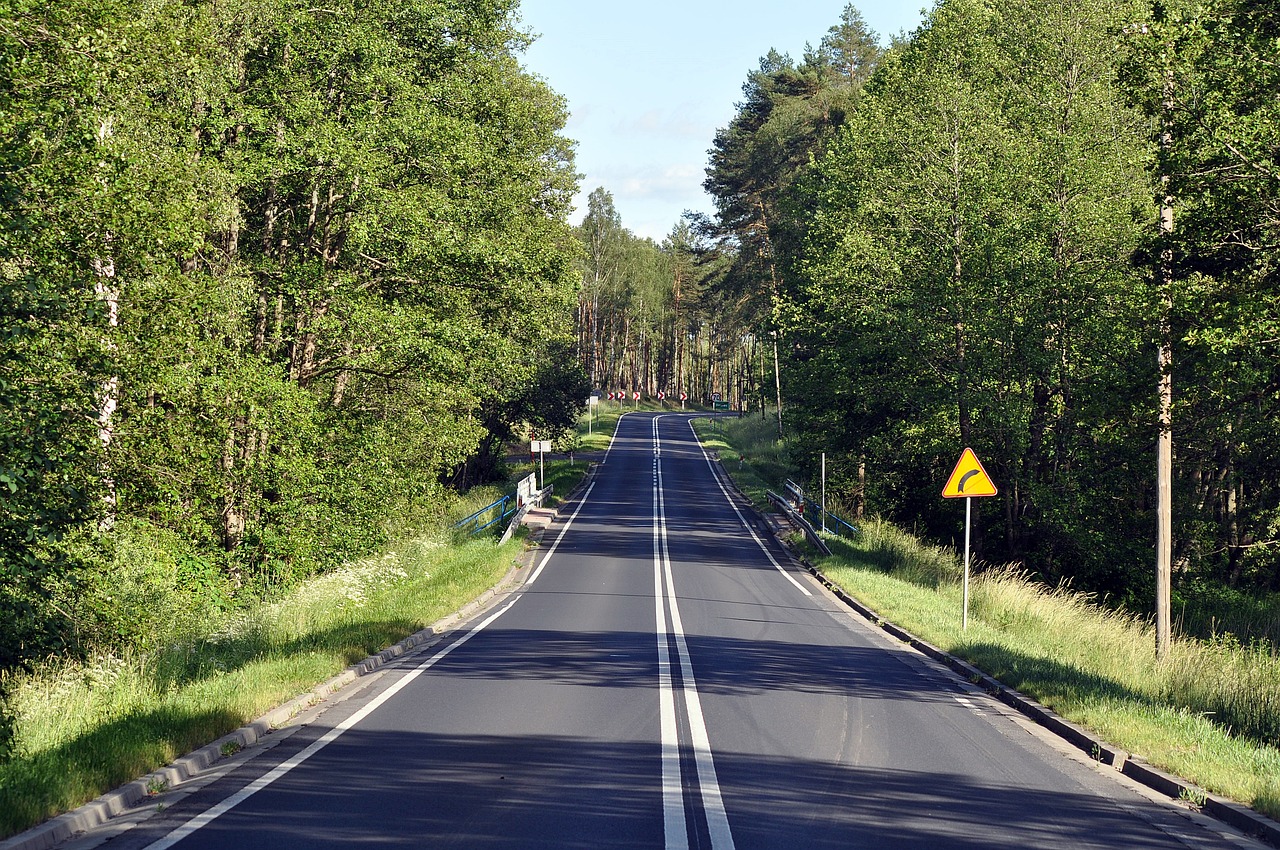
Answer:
[772,333,784,437]
[94,253,119,530]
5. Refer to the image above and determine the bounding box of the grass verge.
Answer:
[692,413,788,509]
[0,524,520,839]
[0,409,642,839]
[697,419,1280,821]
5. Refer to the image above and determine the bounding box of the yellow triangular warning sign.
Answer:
[942,448,998,498]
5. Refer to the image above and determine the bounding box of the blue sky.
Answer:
[516,1,931,241]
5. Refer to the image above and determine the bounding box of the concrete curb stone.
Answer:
[1,464,609,850]
[747,482,1280,848]
[0,527,560,850]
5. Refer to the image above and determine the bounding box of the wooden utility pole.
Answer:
[772,331,783,437]
[1155,63,1175,660]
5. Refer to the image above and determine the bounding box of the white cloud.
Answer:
[612,163,704,201]
[567,162,714,240]
[613,105,713,140]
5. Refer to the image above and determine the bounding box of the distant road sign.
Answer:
[712,392,722,401]
[531,440,552,453]
[713,401,731,411]
[657,391,666,400]
[680,393,688,401]
[632,392,640,400]
[942,448,998,498]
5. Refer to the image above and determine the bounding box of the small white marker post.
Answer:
[821,452,827,534]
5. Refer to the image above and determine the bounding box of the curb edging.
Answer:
[789,543,1280,848]
[0,624,443,850]
[717,457,1280,848]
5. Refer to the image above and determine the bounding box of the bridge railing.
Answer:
[803,503,859,539]
[453,494,518,537]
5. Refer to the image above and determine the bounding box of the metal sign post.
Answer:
[942,448,998,630]
[532,440,552,489]
[963,497,972,629]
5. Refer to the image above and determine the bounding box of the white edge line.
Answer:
[601,410,632,465]
[144,596,519,850]
[526,480,596,586]
[688,420,811,597]
[655,416,734,850]
[653,416,688,848]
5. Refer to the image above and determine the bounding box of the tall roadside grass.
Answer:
[696,420,1280,821]
[0,522,520,839]
[693,412,790,508]
[578,402,626,453]
[820,524,1280,819]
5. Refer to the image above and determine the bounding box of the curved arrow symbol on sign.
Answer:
[958,470,980,493]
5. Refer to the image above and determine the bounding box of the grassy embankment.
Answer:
[0,413,614,839]
[694,413,1280,820]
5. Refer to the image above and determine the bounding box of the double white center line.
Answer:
[652,416,736,850]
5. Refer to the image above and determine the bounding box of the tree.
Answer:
[704,7,884,435]
[813,4,882,87]
[0,0,130,664]
[796,0,1154,591]
[1122,0,1280,619]
[0,0,582,664]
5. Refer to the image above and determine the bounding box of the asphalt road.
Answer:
[99,413,1260,849]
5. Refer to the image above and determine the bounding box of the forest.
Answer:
[2,0,1277,831]
[4,0,1279,718]
[578,0,1280,632]
[1,0,586,672]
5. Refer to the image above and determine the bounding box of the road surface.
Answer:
[93,413,1259,849]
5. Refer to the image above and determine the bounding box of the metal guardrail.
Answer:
[767,490,833,556]
[803,503,859,538]
[453,494,518,536]
[499,485,554,545]
[779,477,859,540]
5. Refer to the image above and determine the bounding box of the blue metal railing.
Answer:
[803,503,859,538]
[453,494,518,536]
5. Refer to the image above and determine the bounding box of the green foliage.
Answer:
[0,0,121,666]
[0,0,582,668]
[1118,0,1280,594]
